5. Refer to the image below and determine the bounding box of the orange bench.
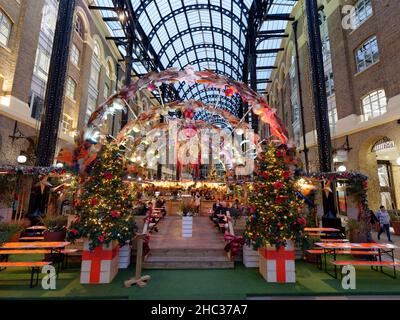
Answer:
[0,261,52,287]
[331,260,400,279]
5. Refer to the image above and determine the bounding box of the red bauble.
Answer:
[102,171,113,180]
[111,210,121,218]
[273,181,284,190]
[90,198,98,206]
[225,86,236,97]
[282,171,291,179]
[262,172,270,180]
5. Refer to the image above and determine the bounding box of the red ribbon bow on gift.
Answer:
[224,232,245,260]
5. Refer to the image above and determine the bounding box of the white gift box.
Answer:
[258,241,296,283]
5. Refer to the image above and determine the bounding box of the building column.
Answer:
[305,0,336,217]
[35,0,76,167]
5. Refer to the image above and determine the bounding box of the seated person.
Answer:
[147,202,159,233]
[209,199,221,221]
[155,196,167,217]
[213,201,228,225]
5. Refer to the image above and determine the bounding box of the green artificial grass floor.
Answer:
[1,254,400,300]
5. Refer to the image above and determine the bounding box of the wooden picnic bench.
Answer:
[315,242,398,279]
[0,261,52,287]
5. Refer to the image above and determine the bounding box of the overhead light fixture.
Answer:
[56,163,64,168]
[337,165,347,172]
[118,13,125,22]
[17,153,27,164]
[396,157,400,165]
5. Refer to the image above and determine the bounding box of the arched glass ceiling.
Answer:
[93,0,298,116]
[256,0,297,92]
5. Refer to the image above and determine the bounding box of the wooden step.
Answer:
[148,248,227,257]
[146,255,229,262]
[143,260,234,269]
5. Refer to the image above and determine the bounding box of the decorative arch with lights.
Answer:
[59,66,288,179]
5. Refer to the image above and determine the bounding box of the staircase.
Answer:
[142,216,234,269]
[143,248,234,269]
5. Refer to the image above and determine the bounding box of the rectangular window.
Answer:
[65,77,76,101]
[33,48,51,81]
[70,44,80,66]
[0,10,12,47]
[356,36,379,72]
[86,95,97,122]
[351,0,373,30]
[328,96,338,130]
[61,114,73,134]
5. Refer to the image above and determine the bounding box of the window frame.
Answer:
[361,89,387,121]
[351,0,373,30]
[70,43,81,67]
[0,9,12,48]
[65,76,77,101]
[355,36,379,73]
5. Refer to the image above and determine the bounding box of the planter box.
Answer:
[182,216,193,238]
[243,245,259,268]
[258,241,296,283]
[118,243,131,269]
[80,240,119,284]
[0,208,12,223]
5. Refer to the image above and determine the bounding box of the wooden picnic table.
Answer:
[315,242,398,278]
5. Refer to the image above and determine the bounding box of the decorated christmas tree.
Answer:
[244,142,305,250]
[67,143,137,250]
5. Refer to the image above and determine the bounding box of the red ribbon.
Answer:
[259,247,295,282]
[82,245,119,283]
[224,232,244,260]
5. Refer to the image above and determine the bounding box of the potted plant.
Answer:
[41,215,68,241]
[180,203,194,238]
[0,222,23,245]
[346,219,368,243]
[390,213,400,235]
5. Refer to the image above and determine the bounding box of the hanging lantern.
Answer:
[182,124,197,138]
[183,108,195,119]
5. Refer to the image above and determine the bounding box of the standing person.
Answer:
[194,192,201,215]
[377,205,392,242]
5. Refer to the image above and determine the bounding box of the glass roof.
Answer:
[93,0,297,115]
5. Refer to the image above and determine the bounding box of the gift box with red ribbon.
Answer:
[258,241,295,283]
[80,240,120,284]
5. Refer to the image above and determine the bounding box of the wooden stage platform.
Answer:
[143,216,234,269]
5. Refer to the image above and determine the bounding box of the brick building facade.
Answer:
[0,0,150,167]
[263,0,400,211]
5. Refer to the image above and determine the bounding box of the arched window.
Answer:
[0,10,12,47]
[90,40,101,88]
[65,77,77,100]
[106,60,113,79]
[351,0,373,30]
[74,15,84,38]
[362,89,387,121]
[356,36,379,72]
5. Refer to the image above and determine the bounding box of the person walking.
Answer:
[377,205,392,242]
